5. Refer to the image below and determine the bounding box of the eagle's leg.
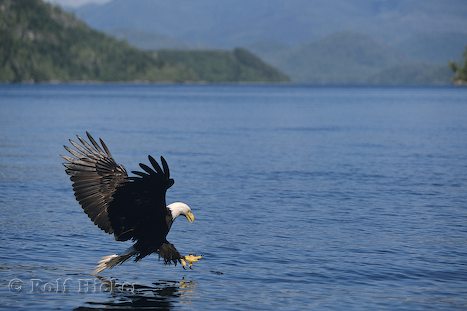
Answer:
[180,254,203,270]
[158,242,202,269]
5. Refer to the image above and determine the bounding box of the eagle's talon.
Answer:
[182,254,202,269]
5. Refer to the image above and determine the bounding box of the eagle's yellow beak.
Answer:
[186,211,195,223]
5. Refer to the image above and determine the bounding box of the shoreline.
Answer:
[0,81,461,88]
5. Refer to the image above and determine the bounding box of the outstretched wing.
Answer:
[62,132,128,234]
[108,155,175,242]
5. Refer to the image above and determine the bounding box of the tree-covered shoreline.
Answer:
[0,0,288,83]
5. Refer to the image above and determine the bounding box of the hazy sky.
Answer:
[45,0,110,7]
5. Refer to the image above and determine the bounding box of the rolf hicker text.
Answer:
[8,278,135,293]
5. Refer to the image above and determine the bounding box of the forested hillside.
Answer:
[73,0,467,84]
[0,0,288,83]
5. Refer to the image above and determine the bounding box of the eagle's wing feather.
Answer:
[108,155,175,243]
[64,133,175,250]
[63,132,128,234]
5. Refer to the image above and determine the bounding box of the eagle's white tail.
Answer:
[93,247,137,275]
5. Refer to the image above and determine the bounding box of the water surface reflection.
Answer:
[75,276,196,310]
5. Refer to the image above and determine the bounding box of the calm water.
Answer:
[0,84,466,310]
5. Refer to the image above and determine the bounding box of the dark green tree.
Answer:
[449,46,467,84]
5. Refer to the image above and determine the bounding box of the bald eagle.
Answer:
[62,132,201,274]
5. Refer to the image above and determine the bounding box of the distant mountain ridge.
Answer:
[74,0,467,48]
[257,32,453,85]
[0,0,288,83]
[273,32,404,84]
[72,0,467,84]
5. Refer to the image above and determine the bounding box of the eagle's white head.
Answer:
[167,202,195,222]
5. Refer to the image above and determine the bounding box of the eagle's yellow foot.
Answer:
[180,254,202,269]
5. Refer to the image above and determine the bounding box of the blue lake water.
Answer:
[0,84,466,310]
